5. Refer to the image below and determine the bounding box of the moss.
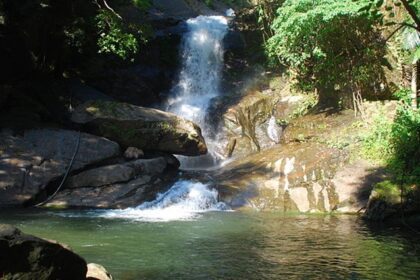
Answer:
[43,203,68,210]
[372,180,401,205]
[87,100,120,117]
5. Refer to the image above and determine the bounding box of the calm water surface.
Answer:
[1,210,419,280]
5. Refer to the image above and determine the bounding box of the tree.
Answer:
[0,0,150,82]
[367,0,420,109]
[266,0,386,113]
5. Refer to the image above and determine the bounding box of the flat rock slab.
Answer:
[0,129,120,207]
[66,157,168,188]
[47,157,175,209]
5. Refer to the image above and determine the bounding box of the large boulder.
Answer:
[71,100,207,156]
[0,224,87,280]
[0,129,120,207]
[46,157,177,209]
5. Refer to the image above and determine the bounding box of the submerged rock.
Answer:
[0,129,120,207]
[71,100,207,156]
[0,224,87,280]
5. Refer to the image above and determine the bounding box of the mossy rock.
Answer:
[71,100,207,156]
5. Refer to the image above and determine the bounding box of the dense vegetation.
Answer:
[266,0,386,111]
[256,0,420,205]
[0,0,151,82]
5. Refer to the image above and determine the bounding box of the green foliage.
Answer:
[362,89,420,183]
[132,0,152,11]
[388,102,420,179]
[372,180,402,204]
[205,0,214,8]
[366,0,420,27]
[266,0,386,107]
[95,9,140,60]
[362,106,393,161]
[290,93,318,118]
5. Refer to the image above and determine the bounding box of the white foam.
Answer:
[97,180,229,222]
[225,9,235,17]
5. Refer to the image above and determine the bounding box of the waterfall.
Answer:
[167,15,229,170]
[84,16,231,222]
[95,180,228,222]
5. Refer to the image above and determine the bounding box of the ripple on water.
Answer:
[0,211,420,280]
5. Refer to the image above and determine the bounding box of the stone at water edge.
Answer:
[0,224,87,280]
[87,263,113,280]
[71,100,207,156]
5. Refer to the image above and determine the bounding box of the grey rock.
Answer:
[46,175,161,209]
[67,164,136,188]
[124,147,144,159]
[46,157,174,208]
[67,157,168,188]
[0,129,120,207]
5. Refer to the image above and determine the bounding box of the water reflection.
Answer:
[0,211,419,280]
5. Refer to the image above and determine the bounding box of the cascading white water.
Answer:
[167,15,229,169]
[96,180,228,222]
[267,115,280,144]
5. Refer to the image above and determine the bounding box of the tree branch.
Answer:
[94,0,122,19]
[399,0,420,33]
[384,22,419,42]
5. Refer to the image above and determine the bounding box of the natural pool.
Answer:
[1,210,420,280]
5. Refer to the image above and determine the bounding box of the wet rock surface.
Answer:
[215,142,347,212]
[215,105,396,213]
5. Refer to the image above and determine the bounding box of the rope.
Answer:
[35,131,82,207]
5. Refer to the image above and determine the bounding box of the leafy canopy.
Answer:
[266,0,385,107]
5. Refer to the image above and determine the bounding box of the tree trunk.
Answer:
[412,62,418,110]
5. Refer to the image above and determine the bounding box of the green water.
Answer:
[1,210,420,280]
